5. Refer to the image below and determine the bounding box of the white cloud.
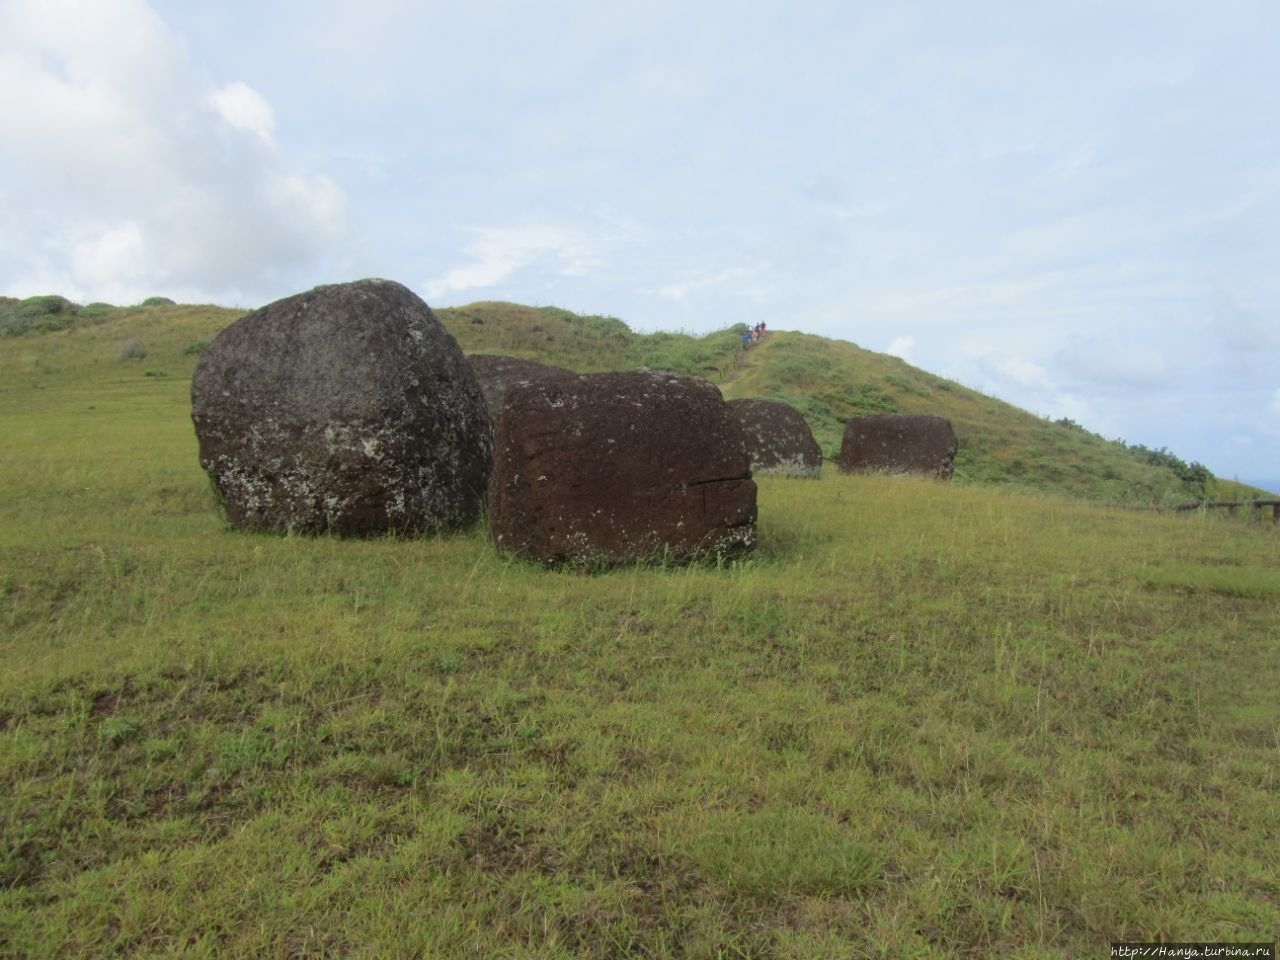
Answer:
[70,222,148,289]
[989,355,1054,391]
[0,0,344,305]
[0,0,190,191]
[1048,392,1104,431]
[209,81,276,147]
[1224,434,1256,452]
[885,335,915,360]
[867,274,1065,321]
[423,225,607,301]
[655,266,762,303]
[1057,340,1172,390]
[269,172,346,229]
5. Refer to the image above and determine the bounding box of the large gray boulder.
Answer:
[488,371,757,566]
[191,278,491,535]
[837,413,958,479]
[726,398,823,477]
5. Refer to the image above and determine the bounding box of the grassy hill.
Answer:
[2,294,1264,508]
[2,293,1278,955]
[5,295,1254,512]
[436,302,1255,506]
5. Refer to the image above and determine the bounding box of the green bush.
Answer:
[568,311,632,341]
[625,327,744,377]
[1,295,82,337]
[119,339,148,360]
[1126,443,1215,499]
[13,295,77,318]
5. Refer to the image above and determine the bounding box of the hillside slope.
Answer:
[1,294,1259,505]
[434,302,1253,505]
[713,331,1238,504]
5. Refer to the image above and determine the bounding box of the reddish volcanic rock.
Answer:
[466,354,573,423]
[837,413,958,479]
[488,371,757,566]
[726,398,823,477]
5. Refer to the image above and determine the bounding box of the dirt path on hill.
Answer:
[716,333,776,390]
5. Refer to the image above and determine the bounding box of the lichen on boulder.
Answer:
[727,398,823,477]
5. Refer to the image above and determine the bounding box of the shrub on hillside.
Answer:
[1,295,82,336]
[75,302,117,328]
[13,295,77,317]
[562,310,631,342]
[141,296,176,307]
[1127,443,1214,499]
[119,339,148,360]
[625,327,744,377]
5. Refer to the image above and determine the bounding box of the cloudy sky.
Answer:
[2,0,1277,484]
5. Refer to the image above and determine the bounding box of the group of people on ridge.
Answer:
[741,321,767,348]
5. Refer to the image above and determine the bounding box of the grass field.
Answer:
[2,304,1278,957]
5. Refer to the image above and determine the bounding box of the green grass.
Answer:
[2,303,1278,957]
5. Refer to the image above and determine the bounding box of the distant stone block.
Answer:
[838,413,957,479]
